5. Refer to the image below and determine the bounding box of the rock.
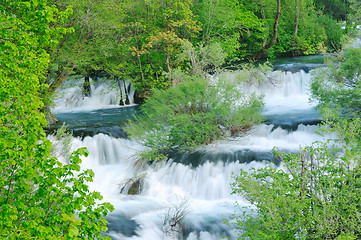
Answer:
[120,177,144,195]
[133,90,145,104]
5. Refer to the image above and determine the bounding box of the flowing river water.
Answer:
[49,56,328,239]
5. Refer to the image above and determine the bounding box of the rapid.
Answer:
[49,56,327,239]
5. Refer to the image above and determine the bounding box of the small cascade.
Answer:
[50,122,325,239]
[53,76,135,113]
[51,133,279,239]
[49,63,329,239]
[261,70,315,110]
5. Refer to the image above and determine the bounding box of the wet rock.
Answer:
[133,90,145,104]
[182,216,232,239]
[120,176,145,195]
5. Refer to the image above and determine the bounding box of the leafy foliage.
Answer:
[0,1,113,238]
[317,14,344,52]
[107,0,201,95]
[192,0,262,61]
[232,116,361,239]
[311,47,361,117]
[41,0,354,101]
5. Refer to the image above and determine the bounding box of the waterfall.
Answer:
[49,67,326,239]
[53,76,135,113]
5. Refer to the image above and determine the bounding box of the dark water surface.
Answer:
[47,106,139,138]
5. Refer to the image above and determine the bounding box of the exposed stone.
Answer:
[133,90,145,104]
[120,176,145,195]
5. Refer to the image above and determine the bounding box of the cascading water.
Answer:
[50,60,326,239]
[53,76,135,113]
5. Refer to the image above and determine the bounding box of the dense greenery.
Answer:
[0,1,113,238]
[1,0,360,238]
[41,0,357,100]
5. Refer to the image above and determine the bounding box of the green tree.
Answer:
[192,0,262,61]
[313,0,360,34]
[0,1,113,238]
[47,0,122,93]
[313,0,350,21]
[120,0,200,96]
[274,0,331,55]
[238,0,343,58]
[237,0,289,58]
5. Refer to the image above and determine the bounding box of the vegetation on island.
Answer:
[125,73,264,161]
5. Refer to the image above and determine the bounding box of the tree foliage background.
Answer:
[43,0,357,100]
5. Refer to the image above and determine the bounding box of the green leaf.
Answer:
[68,225,79,237]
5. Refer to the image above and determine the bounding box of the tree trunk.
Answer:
[48,63,75,93]
[83,76,91,97]
[257,0,285,58]
[116,76,124,106]
[166,52,172,82]
[123,80,130,105]
[136,54,145,83]
[294,0,299,37]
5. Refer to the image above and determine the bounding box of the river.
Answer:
[49,55,327,239]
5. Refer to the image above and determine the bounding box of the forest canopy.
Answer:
[43,0,358,100]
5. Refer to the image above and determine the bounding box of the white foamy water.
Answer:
[53,77,135,113]
[50,68,328,239]
[262,70,317,113]
[51,133,275,239]
[205,124,324,152]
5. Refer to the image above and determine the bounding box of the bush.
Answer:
[311,47,361,117]
[126,73,264,160]
[231,116,361,239]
